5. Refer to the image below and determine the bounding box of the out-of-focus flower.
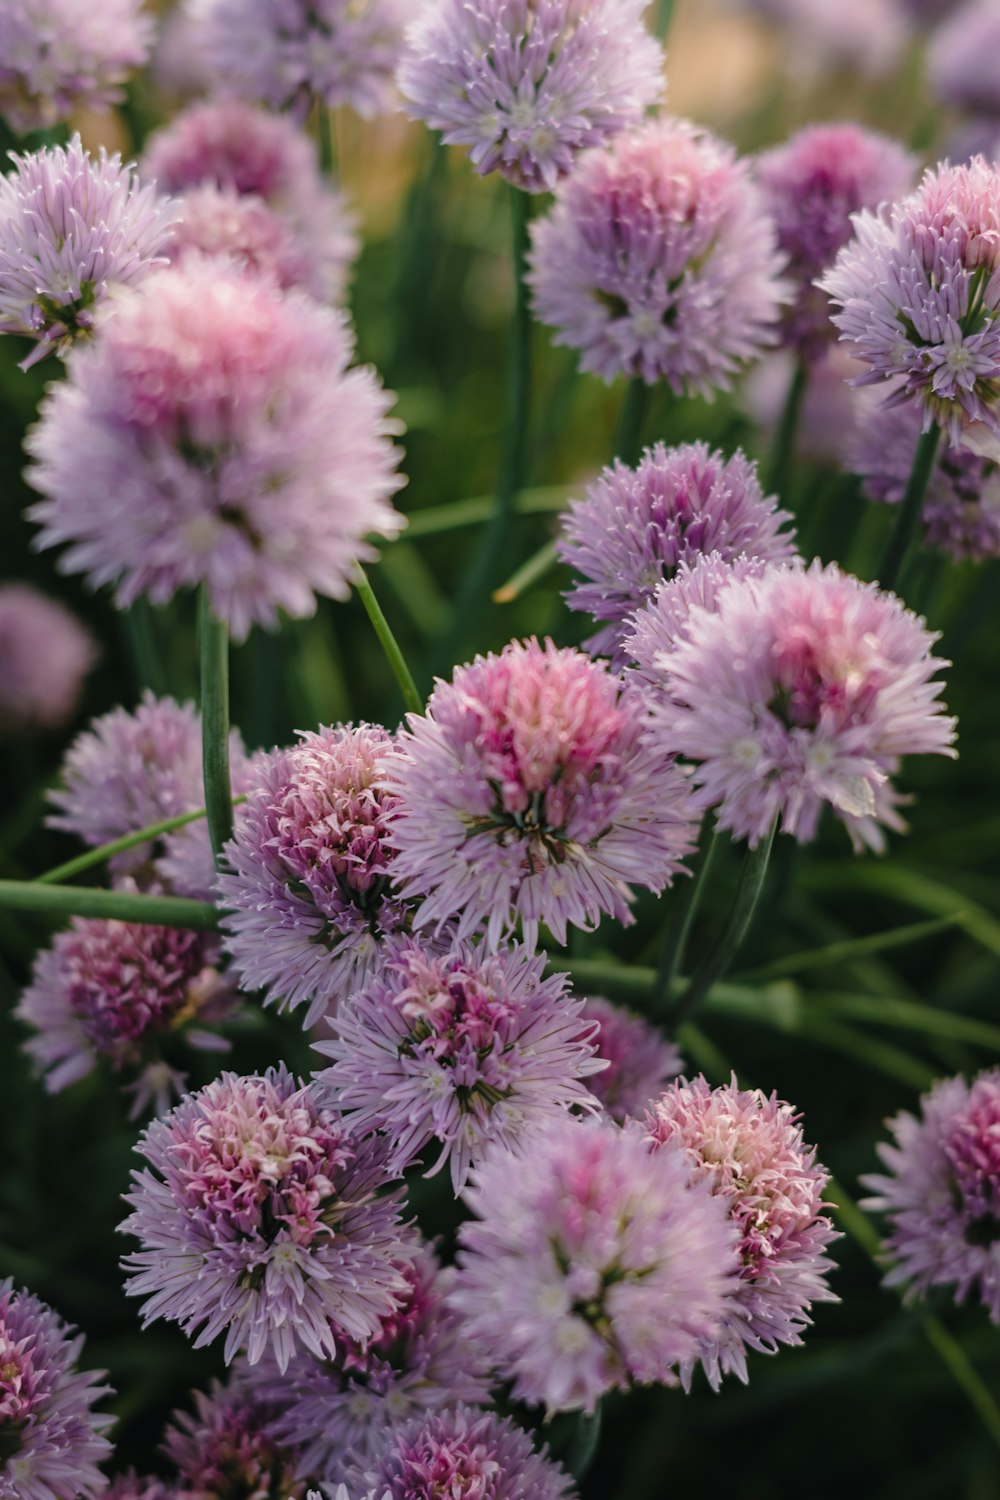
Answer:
[450,1116,738,1413]
[558,442,795,664]
[0,136,177,369]
[641,1075,839,1388]
[121,1066,412,1370]
[741,345,867,465]
[528,117,788,392]
[26,260,405,642]
[729,0,908,77]
[626,552,771,681]
[167,186,328,299]
[0,583,95,734]
[384,637,698,949]
[104,1474,170,1500]
[317,938,602,1193]
[927,1,1000,120]
[862,1068,1000,1321]
[580,994,681,1123]
[162,1380,309,1499]
[0,0,154,133]
[0,1278,113,1500]
[397,0,664,193]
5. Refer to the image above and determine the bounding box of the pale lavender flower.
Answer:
[384,637,698,950]
[639,560,957,851]
[558,442,795,663]
[528,117,789,392]
[316,938,603,1193]
[580,994,681,1124]
[641,1076,839,1389]
[729,0,908,76]
[104,1475,170,1500]
[742,345,866,465]
[625,551,769,682]
[397,0,665,193]
[218,724,411,1027]
[862,1069,1000,1321]
[26,260,405,642]
[755,122,916,357]
[162,1380,309,1498]
[927,1,1000,120]
[0,0,154,133]
[120,1066,412,1371]
[0,136,177,369]
[0,583,95,734]
[820,157,1000,450]
[167,186,330,300]
[0,1278,113,1500]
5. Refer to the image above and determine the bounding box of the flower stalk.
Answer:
[199,589,234,864]
[878,422,941,592]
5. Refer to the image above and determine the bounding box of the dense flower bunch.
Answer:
[165,184,330,298]
[579,995,681,1123]
[162,1380,310,1498]
[926,0,1000,120]
[626,552,770,676]
[729,0,907,76]
[0,0,153,132]
[0,583,95,734]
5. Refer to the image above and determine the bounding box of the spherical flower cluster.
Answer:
[755,122,915,357]
[0,584,95,735]
[820,157,1000,449]
[731,0,907,77]
[166,185,328,299]
[580,995,681,1123]
[638,560,957,851]
[862,1069,1000,1321]
[385,638,698,949]
[0,137,177,369]
[641,1076,838,1388]
[121,1066,412,1370]
[0,0,153,132]
[103,1474,169,1500]
[188,0,407,119]
[450,1116,737,1413]
[163,1381,309,1499]
[742,345,866,465]
[317,938,602,1192]
[397,0,665,193]
[218,724,409,1027]
[26,260,405,641]
[927,1,1000,120]
[527,117,789,392]
[558,442,796,662]
[626,552,769,682]
[0,1279,113,1500]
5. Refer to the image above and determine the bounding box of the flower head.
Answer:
[927,1,1000,120]
[862,1069,1000,1321]
[0,584,95,734]
[528,116,788,391]
[580,994,681,1124]
[26,260,405,641]
[641,1076,838,1388]
[625,552,770,682]
[163,1380,309,1499]
[167,186,330,300]
[121,1066,412,1370]
[558,441,795,663]
[317,938,602,1193]
[385,638,698,949]
[104,1474,169,1500]
[0,0,153,133]
[397,0,665,193]
[0,1279,113,1500]
[730,0,908,76]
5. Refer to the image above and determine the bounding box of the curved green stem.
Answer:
[651,820,719,1017]
[494,537,560,604]
[354,566,423,716]
[199,591,233,864]
[614,377,648,466]
[0,880,219,931]
[767,359,808,499]
[36,800,248,886]
[122,599,169,697]
[879,422,941,593]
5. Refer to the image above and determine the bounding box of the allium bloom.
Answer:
[385,638,698,949]
[121,1067,412,1370]
[558,442,795,662]
[527,117,788,392]
[0,0,154,133]
[580,994,681,1124]
[218,725,409,1027]
[317,938,603,1192]
[355,1406,575,1500]
[626,552,770,685]
[397,0,665,193]
[639,560,957,851]
[731,0,907,76]
[0,584,95,734]
[641,1076,838,1388]
[862,1069,1000,1321]
[0,1279,113,1500]
[188,0,407,118]
[163,1381,308,1499]
[820,157,1000,449]
[104,1475,169,1500]
[927,1,1000,120]
[167,186,331,300]
[450,1116,737,1412]
[742,345,865,465]
[755,122,915,357]
[26,260,405,641]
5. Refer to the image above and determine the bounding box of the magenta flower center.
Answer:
[394,1434,501,1499]
[945,1085,1000,1242]
[275,757,395,919]
[392,952,517,1072]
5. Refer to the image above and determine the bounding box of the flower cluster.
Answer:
[580,994,681,1123]
[927,0,1000,121]
[0,583,95,734]
[162,1380,310,1499]
[0,0,153,132]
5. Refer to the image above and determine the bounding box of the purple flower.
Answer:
[819,156,1000,449]
[0,135,177,369]
[862,1069,1000,1321]
[527,117,789,391]
[120,1066,413,1370]
[162,1380,309,1498]
[742,345,866,465]
[641,1076,839,1389]
[104,1475,169,1500]
[729,0,908,76]
[218,724,410,1027]
[755,122,916,358]
[557,442,796,664]
[384,637,698,949]
[167,186,332,301]
[637,560,957,851]
[927,1,1000,120]
[579,994,681,1124]
[397,0,664,193]
[625,552,770,683]
[450,1115,738,1413]
[316,937,603,1193]
[0,0,154,133]
[0,583,95,734]
[0,1279,113,1500]
[26,260,406,642]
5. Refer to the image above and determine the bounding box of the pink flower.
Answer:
[0,584,95,734]
[580,994,681,1123]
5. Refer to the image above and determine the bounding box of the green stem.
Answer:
[614,377,648,466]
[493,537,560,603]
[36,801,247,886]
[878,422,942,592]
[654,0,676,38]
[767,359,808,499]
[198,591,233,865]
[317,104,336,176]
[401,486,565,541]
[652,821,719,1016]
[121,599,169,697]
[566,1406,602,1481]
[354,567,423,716]
[735,914,960,983]
[0,880,219,931]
